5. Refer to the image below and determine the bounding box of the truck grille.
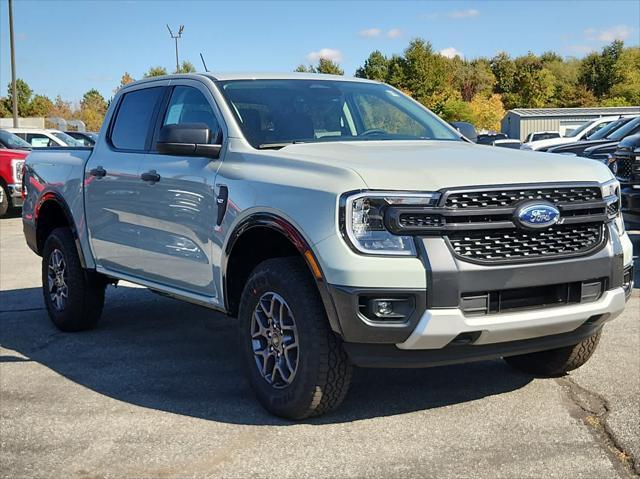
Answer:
[615,158,633,182]
[444,186,601,209]
[448,223,604,263]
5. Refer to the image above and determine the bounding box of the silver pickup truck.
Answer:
[22,73,634,419]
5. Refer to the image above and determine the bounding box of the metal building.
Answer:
[501,106,640,141]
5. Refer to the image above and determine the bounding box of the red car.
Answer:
[0,148,29,217]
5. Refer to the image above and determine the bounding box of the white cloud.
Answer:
[564,44,594,55]
[306,48,343,62]
[449,9,479,19]
[585,25,632,42]
[387,28,402,38]
[359,28,381,38]
[439,47,463,59]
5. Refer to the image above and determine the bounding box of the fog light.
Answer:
[374,300,394,317]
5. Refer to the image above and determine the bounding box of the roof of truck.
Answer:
[131,72,380,85]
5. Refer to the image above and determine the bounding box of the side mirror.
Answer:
[157,123,221,159]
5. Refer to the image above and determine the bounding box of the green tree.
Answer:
[175,61,196,73]
[294,64,313,72]
[78,89,108,131]
[579,40,624,98]
[453,58,495,102]
[294,58,344,75]
[608,46,640,104]
[0,99,10,117]
[490,52,517,94]
[28,94,54,117]
[355,51,389,82]
[4,78,33,116]
[401,39,451,112]
[144,66,168,78]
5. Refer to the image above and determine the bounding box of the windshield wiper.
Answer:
[257,141,307,150]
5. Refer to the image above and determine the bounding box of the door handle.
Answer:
[89,166,106,177]
[140,170,161,183]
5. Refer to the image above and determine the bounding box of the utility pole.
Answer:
[166,24,184,73]
[8,0,18,127]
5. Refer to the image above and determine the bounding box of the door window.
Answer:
[110,87,164,150]
[162,86,219,139]
[26,133,56,147]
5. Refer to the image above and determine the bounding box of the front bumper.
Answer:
[6,183,23,207]
[327,223,632,365]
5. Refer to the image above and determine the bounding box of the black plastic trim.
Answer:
[344,322,605,368]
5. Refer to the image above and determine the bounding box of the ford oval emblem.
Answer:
[515,202,560,229]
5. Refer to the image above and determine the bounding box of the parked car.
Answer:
[450,121,478,142]
[0,148,28,217]
[5,128,83,148]
[65,131,98,146]
[22,73,634,419]
[524,131,561,143]
[547,116,640,157]
[0,129,32,150]
[612,134,640,227]
[521,116,620,151]
[477,133,507,145]
[493,139,522,149]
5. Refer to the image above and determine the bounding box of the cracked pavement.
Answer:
[1,215,639,479]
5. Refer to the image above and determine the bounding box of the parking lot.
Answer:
[0,213,638,478]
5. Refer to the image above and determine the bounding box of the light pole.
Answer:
[8,0,18,127]
[166,24,184,72]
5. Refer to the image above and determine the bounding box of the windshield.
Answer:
[217,79,461,148]
[588,118,628,140]
[607,116,640,141]
[52,131,83,146]
[0,129,31,149]
[565,120,594,138]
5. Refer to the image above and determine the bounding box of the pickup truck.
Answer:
[22,73,635,419]
[613,133,640,227]
[0,148,28,217]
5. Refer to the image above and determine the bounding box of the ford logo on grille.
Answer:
[515,202,560,229]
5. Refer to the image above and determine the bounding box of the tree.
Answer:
[48,95,73,119]
[4,78,33,116]
[114,72,135,93]
[28,94,54,117]
[355,51,389,82]
[401,39,451,112]
[144,66,168,78]
[78,89,108,131]
[608,46,640,105]
[579,40,624,98]
[453,59,495,102]
[175,61,196,73]
[0,99,9,117]
[490,52,517,95]
[469,94,506,130]
[294,58,344,75]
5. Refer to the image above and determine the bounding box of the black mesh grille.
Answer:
[398,213,444,228]
[607,202,619,217]
[448,223,603,262]
[444,186,601,209]
[615,158,633,181]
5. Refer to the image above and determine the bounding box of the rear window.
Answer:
[111,87,163,150]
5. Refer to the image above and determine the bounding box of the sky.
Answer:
[1,0,639,104]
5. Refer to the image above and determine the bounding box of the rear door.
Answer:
[85,84,167,276]
[131,81,223,299]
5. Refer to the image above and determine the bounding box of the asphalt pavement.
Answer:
[1,214,638,479]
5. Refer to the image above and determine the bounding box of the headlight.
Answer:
[11,159,25,183]
[341,191,439,256]
[601,179,621,222]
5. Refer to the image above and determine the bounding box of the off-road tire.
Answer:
[504,331,602,376]
[42,227,106,331]
[239,257,353,419]
[0,184,9,217]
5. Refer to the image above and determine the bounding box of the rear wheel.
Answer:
[42,227,106,331]
[0,184,9,217]
[504,331,602,376]
[239,257,352,419]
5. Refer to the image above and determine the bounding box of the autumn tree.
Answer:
[78,89,108,131]
[28,94,54,117]
[175,61,196,73]
[144,66,168,78]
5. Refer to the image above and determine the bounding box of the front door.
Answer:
[132,83,222,300]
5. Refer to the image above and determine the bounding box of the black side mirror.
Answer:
[157,123,221,159]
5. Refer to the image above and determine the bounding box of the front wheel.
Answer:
[42,227,106,331]
[239,257,352,419]
[503,331,602,376]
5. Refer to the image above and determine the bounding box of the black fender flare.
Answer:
[222,213,343,336]
[35,190,88,268]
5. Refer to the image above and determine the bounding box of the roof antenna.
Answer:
[200,52,209,72]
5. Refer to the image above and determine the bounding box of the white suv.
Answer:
[5,128,82,148]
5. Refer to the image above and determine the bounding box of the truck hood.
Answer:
[523,137,577,150]
[278,140,614,191]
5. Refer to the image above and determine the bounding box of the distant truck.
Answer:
[613,133,640,227]
[0,148,28,217]
[21,73,635,419]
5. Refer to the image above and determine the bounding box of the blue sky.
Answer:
[1,0,639,103]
